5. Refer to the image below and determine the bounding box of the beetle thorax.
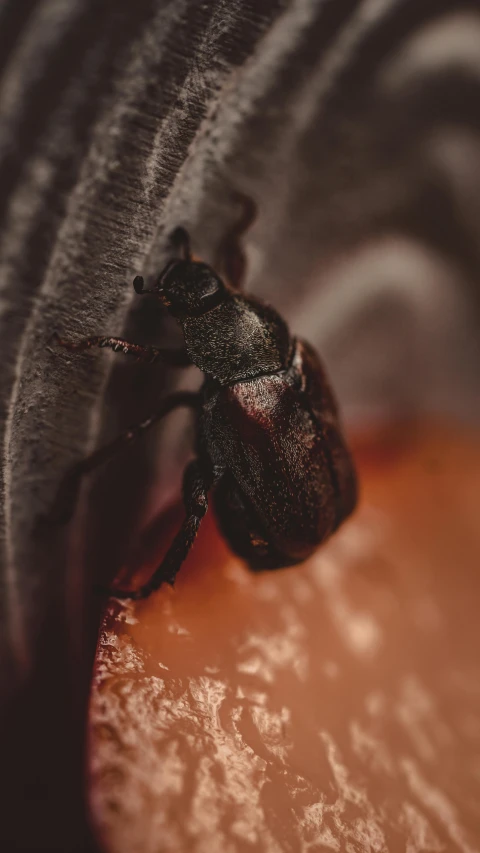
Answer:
[181,294,292,385]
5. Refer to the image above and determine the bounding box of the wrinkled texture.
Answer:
[90,424,480,853]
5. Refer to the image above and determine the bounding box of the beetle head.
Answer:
[134,259,227,318]
[160,260,227,318]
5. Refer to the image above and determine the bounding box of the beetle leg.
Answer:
[169,226,192,262]
[52,331,191,366]
[106,457,214,600]
[219,193,257,290]
[41,391,201,526]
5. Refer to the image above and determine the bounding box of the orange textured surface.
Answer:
[89,424,480,852]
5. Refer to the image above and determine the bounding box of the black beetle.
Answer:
[49,221,357,599]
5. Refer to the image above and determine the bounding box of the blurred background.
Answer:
[0,1,479,851]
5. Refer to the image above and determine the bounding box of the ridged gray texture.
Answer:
[0,0,479,849]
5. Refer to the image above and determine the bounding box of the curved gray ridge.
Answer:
[0,0,284,693]
[0,3,284,848]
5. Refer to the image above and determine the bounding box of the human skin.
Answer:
[89,422,480,853]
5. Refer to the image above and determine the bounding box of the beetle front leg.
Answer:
[42,391,200,526]
[218,193,257,290]
[169,226,192,262]
[52,332,191,366]
[106,457,214,600]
